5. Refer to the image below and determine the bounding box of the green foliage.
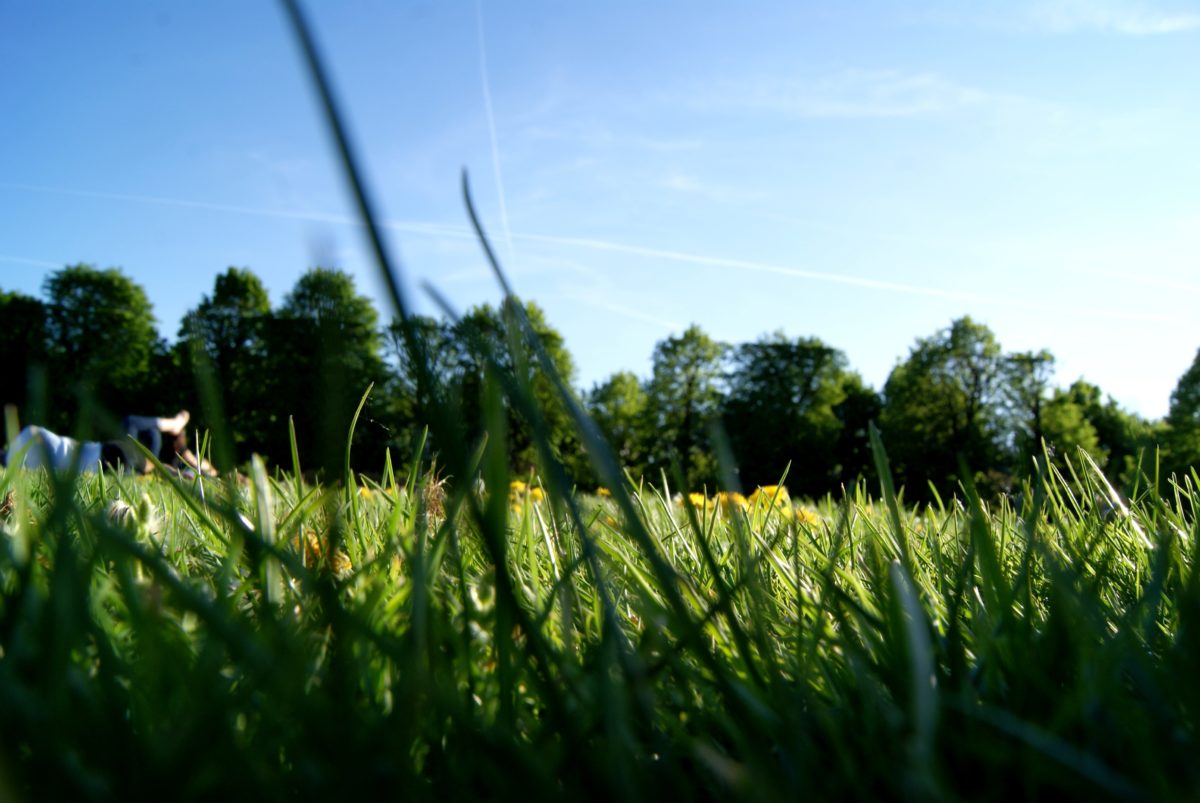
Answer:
[723,332,850,493]
[2,441,1200,799]
[382,314,457,461]
[832,371,882,488]
[0,290,48,413]
[1006,351,1104,479]
[881,317,1009,500]
[264,267,386,476]
[1064,379,1159,489]
[585,370,648,482]
[42,264,163,432]
[642,324,726,491]
[4,261,1186,494]
[431,301,579,478]
[1166,348,1200,478]
[179,267,273,459]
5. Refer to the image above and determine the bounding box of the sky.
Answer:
[2,1,1199,419]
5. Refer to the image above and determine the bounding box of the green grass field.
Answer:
[1,438,1198,800]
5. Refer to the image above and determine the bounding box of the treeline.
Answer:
[4,263,1200,500]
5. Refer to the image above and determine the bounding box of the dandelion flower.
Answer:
[794,507,819,525]
[749,485,790,508]
[716,491,748,512]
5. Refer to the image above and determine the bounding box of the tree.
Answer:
[1001,351,1109,480]
[0,290,48,414]
[586,371,649,484]
[380,314,467,465]
[831,372,882,491]
[643,325,726,491]
[442,301,580,478]
[264,268,385,476]
[1039,389,1103,471]
[1165,348,1200,479]
[179,268,272,460]
[1064,380,1158,488]
[1003,349,1056,466]
[42,264,162,431]
[879,317,1007,500]
[722,332,849,495]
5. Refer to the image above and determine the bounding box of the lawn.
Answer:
[0,439,1196,800]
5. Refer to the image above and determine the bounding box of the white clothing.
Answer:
[8,426,103,472]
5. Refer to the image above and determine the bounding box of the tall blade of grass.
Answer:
[289,415,303,499]
[958,454,1010,622]
[250,455,281,608]
[1080,448,1152,550]
[183,327,236,473]
[454,207,688,652]
[403,425,428,500]
[278,0,471,510]
[868,422,911,573]
[888,559,938,794]
[944,698,1149,802]
[343,382,374,535]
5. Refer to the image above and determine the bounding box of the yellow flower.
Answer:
[716,491,748,512]
[675,493,716,515]
[528,486,545,504]
[596,486,612,498]
[358,486,373,499]
[291,531,352,576]
[749,485,790,508]
[794,507,819,525]
[509,480,527,494]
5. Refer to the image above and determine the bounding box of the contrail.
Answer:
[506,230,1177,324]
[0,181,465,240]
[475,0,517,269]
[0,181,1176,323]
[559,292,684,332]
[0,254,61,269]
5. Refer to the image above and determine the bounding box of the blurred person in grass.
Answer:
[1,406,216,477]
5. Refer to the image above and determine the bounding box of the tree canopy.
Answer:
[723,332,852,494]
[642,325,726,491]
[43,264,162,433]
[2,266,1191,498]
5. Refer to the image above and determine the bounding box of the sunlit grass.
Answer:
[1,447,1198,799]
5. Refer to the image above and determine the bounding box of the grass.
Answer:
[1,444,1199,800]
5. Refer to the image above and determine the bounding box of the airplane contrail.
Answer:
[475,0,517,270]
[0,254,61,268]
[0,181,1176,323]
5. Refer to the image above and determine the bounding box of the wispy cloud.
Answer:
[521,122,703,154]
[2,181,1178,324]
[557,290,683,333]
[657,174,760,203]
[0,254,61,269]
[703,69,998,119]
[1029,0,1200,33]
[510,231,1179,324]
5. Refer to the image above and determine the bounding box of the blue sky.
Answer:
[2,1,1198,418]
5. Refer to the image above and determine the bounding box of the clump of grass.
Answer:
[1,430,1199,800]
